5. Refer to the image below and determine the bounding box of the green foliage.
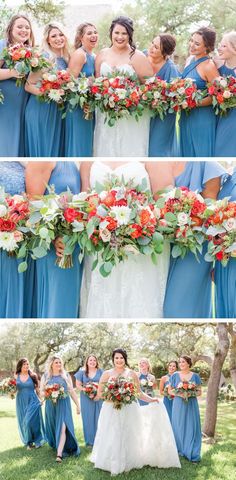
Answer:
[0,0,16,38]
[22,0,65,25]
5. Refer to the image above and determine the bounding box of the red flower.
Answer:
[216,251,224,261]
[0,218,16,231]
[102,191,116,207]
[25,50,32,58]
[130,224,143,238]
[208,86,215,95]
[216,94,224,104]
[105,217,117,231]
[64,208,78,223]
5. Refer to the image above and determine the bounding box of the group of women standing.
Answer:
[1,15,236,157]
[14,350,201,474]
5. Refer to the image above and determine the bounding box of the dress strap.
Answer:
[182,56,209,78]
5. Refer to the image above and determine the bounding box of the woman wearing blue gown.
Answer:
[0,161,26,318]
[64,23,98,157]
[75,354,103,446]
[215,168,236,318]
[179,27,219,157]
[160,360,178,421]
[137,358,156,406]
[146,34,180,157]
[41,355,80,462]
[25,161,82,318]
[25,23,70,157]
[163,161,227,318]
[0,15,34,156]
[215,32,236,156]
[169,356,202,462]
[15,358,45,449]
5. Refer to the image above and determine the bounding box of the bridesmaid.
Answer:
[15,358,45,449]
[179,27,219,157]
[215,32,236,156]
[65,23,98,156]
[138,358,156,406]
[25,23,70,157]
[0,161,25,318]
[0,15,34,156]
[215,167,236,318]
[159,360,178,421]
[169,356,202,463]
[41,355,80,462]
[146,34,180,156]
[75,354,103,446]
[163,161,227,318]
[25,161,82,318]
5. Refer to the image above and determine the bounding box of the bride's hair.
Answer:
[109,16,136,58]
[112,348,130,367]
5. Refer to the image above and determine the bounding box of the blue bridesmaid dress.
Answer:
[148,59,180,157]
[74,368,103,446]
[64,52,95,156]
[25,56,67,157]
[0,39,29,156]
[44,375,80,456]
[215,168,236,318]
[16,375,45,447]
[215,65,236,156]
[179,57,216,157]
[35,162,82,318]
[163,161,227,318]
[138,373,155,406]
[0,162,25,318]
[170,372,202,462]
[163,376,173,421]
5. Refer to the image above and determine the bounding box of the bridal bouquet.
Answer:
[207,76,236,115]
[156,187,207,259]
[90,74,143,126]
[1,43,51,86]
[0,377,17,399]
[0,89,4,104]
[38,69,74,109]
[173,380,198,402]
[203,199,236,265]
[140,77,169,119]
[0,189,29,259]
[167,78,203,114]
[83,382,99,399]
[44,383,68,404]
[102,376,137,410]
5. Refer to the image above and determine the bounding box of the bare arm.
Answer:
[132,371,159,403]
[201,177,221,200]
[159,376,166,396]
[68,49,86,78]
[131,50,153,83]
[198,60,220,107]
[80,161,92,191]
[67,376,80,413]
[76,379,85,392]
[25,161,55,196]
[145,162,175,198]
[25,71,42,95]
[0,65,24,80]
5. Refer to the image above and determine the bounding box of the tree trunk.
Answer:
[203,323,230,438]
[227,324,236,389]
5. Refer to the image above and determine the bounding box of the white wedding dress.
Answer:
[93,63,150,157]
[80,162,170,318]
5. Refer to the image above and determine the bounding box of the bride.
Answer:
[80,160,173,318]
[91,348,181,475]
[93,16,153,157]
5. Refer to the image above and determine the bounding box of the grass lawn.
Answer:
[0,397,235,480]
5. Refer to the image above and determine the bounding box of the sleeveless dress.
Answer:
[80,161,170,318]
[74,368,103,446]
[65,52,95,156]
[170,372,202,462]
[215,64,236,156]
[44,374,80,457]
[93,63,150,156]
[215,168,236,318]
[25,56,67,157]
[178,57,216,157]
[163,375,173,421]
[0,161,25,318]
[138,373,155,406]
[16,375,45,447]
[163,161,227,318]
[91,373,180,475]
[35,162,82,318]
[0,39,29,156]
[148,59,180,157]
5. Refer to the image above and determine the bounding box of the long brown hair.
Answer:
[15,358,39,388]
[74,22,96,50]
[84,354,99,377]
[6,14,35,47]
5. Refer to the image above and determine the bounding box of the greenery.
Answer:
[0,396,235,480]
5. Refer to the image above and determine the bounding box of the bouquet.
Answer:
[44,383,67,403]
[1,43,51,86]
[83,382,98,399]
[38,69,74,109]
[167,77,203,114]
[0,189,29,260]
[90,73,143,126]
[173,380,198,402]
[204,199,236,265]
[102,376,137,410]
[0,89,4,104]
[207,76,236,115]
[140,76,169,120]
[65,74,94,120]
[156,186,207,259]
[163,384,174,400]
[0,377,17,399]
[139,376,154,395]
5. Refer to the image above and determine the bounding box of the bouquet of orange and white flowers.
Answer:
[0,377,17,399]
[173,380,198,402]
[44,383,67,404]
[1,43,50,86]
[0,189,29,261]
[167,78,203,114]
[102,376,137,410]
[140,76,169,119]
[207,76,236,115]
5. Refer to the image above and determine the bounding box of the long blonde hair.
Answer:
[74,22,96,50]
[41,22,71,64]
[222,31,236,55]
[5,14,35,47]
[40,355,72,395]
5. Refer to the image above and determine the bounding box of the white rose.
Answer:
[72,192,88,202]
[181,100,188,109]
[223,217,236,232]
[177,212,189,225]
[30,57,39,67]
[219,78,227,88]
[99,228,111,242]
[178,87,185,95]
[0,204,7,217]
